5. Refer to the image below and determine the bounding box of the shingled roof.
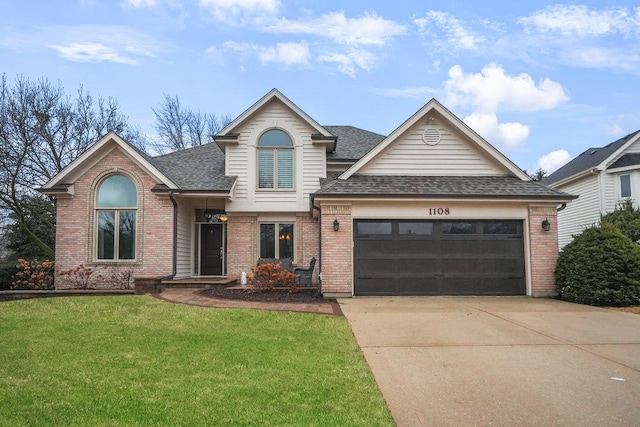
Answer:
[325,126,386,161]
[544,130,640,186]
[314,175,574,200]
[150,143,237,192]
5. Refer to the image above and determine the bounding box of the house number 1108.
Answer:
[428,208,450,215]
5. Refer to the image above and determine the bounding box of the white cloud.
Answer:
[222,40,309,68]
[414,11,484,50]
[535,150,572,174]
[444,63,569,113]
[317,49,376,78]
[265,11,406,46]
[199,0,280,23]
[50,42,139,64]
[371,86,439,99]
[463,112,530,150]
[258,41,309,67]
[519,5,640,37]
[124,0,158,7]
[563,47,640,72]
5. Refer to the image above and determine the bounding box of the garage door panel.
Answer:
[397,240,438,255]
[398,259,439,273]
[440,240,480,255]
[483,277,525,295]
[441,258,481,273]
[483,259,524,274]
[354,220,525,296]
[396,278,442,295]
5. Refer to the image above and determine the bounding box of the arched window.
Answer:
[96,174,137,260]
[257,129,294,189]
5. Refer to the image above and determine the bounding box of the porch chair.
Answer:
[293,257,317,287]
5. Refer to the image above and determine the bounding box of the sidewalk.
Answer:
[155,287,343,316]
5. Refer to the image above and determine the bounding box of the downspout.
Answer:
[167,190,178,279]
[557,203,567,212]
[311,196,322,289]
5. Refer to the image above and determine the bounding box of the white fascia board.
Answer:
[42,132,177,190]
[597,132,640,170]
[340,99,530,181]
[218,89,332,137]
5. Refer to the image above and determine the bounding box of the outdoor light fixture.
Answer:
[542,218,551,232]
[333,218,340,231]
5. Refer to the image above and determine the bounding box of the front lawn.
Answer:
[0,296,392,426]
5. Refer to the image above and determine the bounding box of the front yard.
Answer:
[0,296,393,426]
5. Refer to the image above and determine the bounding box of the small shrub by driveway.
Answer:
[555,223,640,306]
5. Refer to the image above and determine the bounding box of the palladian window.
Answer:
[257,129,294,189]
[96,174,137,260]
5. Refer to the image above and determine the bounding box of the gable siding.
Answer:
[556,174,601,248]
[174,199,191,279]
[357,120,505,176]
[226,100,324,212]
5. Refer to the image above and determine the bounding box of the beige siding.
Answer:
[225,99,325,212]
[358,119,506,176]
[557,175,601,248]
[174,199,192,279]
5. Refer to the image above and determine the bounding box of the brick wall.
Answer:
[54,147,174,287]
[226,215,257,280]
[297,214,319,277]
[528,205,559,297]
[319,204,353,297]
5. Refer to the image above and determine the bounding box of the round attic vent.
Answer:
[422,127,441,146]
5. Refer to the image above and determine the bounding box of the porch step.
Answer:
[161,278,237,289]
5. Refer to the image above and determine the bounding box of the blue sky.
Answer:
[2,1,639,174]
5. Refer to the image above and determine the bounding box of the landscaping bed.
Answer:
[201,286,335,304]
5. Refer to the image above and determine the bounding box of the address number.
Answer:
[428,208,450,215]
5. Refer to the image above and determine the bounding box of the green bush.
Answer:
[0,261,19,291]
[600,199,640,242]
[555,223,640,306]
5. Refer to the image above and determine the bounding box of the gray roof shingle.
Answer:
[150,143,237,192]
[325,126,385,161]
[608,153,640,170]
[543,130,640,185]
[314,175,574,200]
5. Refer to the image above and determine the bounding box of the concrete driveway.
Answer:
[339,297,640,427]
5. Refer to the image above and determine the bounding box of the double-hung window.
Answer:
[257,129,294,189]
[96,174,137,261]
[620,174,632,199]
[260,223,294,260]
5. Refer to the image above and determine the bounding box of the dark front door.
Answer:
[200,224,223,275]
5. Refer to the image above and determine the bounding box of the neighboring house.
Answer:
[41,89,574,297]
[544,130,640,248]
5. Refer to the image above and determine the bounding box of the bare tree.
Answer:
[151,94,231,153]
[529,168,548,182]
[0,74,145,259]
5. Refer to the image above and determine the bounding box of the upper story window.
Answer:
[620,174,632,199]
[96,174,137,261]
[257,129,294,190]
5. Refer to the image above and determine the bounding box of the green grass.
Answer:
[0,296,393,426]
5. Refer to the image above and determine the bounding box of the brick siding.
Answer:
[528,205,560,297]
[54,147,173,287]
[319,204,353,296]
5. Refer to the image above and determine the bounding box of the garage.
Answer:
[354,219,525,296]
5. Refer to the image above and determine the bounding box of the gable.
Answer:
[356,111,510,176]
[41,132,176,192]
[341,99,529,180]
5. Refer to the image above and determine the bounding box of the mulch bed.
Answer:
[201,287,336,304]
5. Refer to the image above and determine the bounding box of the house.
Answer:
[544,130,640,248]
[40,89,575,297]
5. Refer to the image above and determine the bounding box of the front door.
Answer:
[200,224,223,275]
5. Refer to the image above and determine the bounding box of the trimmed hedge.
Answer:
[555,223,640,306]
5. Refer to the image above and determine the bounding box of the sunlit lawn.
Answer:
[0,296,393,426]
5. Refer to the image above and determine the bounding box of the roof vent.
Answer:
[589,149,598,155]
[422,127,441,146]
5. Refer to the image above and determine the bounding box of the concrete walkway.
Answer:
[339,297,640,427]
